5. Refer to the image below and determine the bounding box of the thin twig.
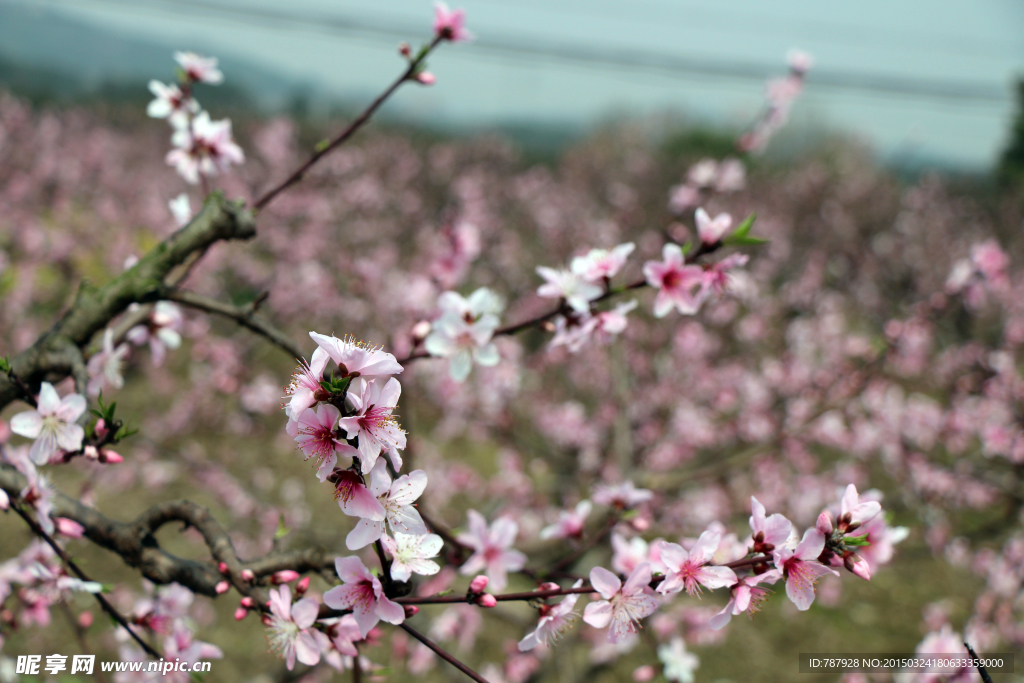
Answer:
[964,642,994,683]
[399,623,492,683]
[166,289,303,359]
[254,36,443,211]
[546,513,620,575]
[9,502,161,659]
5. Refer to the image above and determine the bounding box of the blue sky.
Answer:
[16,0,1024,167]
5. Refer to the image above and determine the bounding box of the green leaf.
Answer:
[844,534,871,547]
[731,212,757,239]
[314,138,331,153]
[275,514,290,540]
[723,235,769,246]
[681,241,694,256]
[0,356,10,373]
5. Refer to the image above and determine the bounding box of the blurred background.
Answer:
[2,0,1023,169]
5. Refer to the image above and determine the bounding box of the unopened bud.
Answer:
[78,611,94,629]
[469,575,489,593]
[476,594,497,608]
[411,320,432,342]
[416,71,436,86]
[403,605,420,618]
[240,597,256,609]
[261,614,272,627]
[234,607,248,621]
[272,570,300,584]
[295,576,310,595]
[844,552,871,581]
[83,445,100,460]
[100,449,124,464]
[94,419,108,440]
[55,518,85,539]
[816,511,834,535]
[538,582,560,592]
[240,569,256,583]
[633,665,656,682]
[215,581,230,594]
[218,562,229,575]
[399,42,412,57]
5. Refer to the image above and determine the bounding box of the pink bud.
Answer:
[633,665,656,682]
[260,614,272,626]
[476,594,497,608]
[295,576,310,595]
[469,575,489,593]
[78,611,94,629]
[234,607,248,621]
[538,582,560,592]
[399,42,411,57]
[403,605,420,618]
[215,581,230,594]
[100,449,124,464]
[844,552,871,581]
[240,569,255,582]
[94,419,108,440]
[55,518,85,539]
[412,320,432,341]
[272,570,300,584]
[218,562,229,575]
[0,489,8,511]
[83,445,100,460]
[631,516,651,532]
[416,71,436,86]
[817,511,834,535]
[240,597,256,609]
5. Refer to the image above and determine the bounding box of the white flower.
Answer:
[146,81,199,128]
[658,637,699,683]
[536,266,603,314]
[424,288,504,382]
[86,329,130,397]
[165,112,244,184]
[518,579,584,651]
[569,243,635,282]
[10,382,86,465]
[695,207,732,245]
[382,533,443,582]
[174,52,224,84]
[168,193,193,227]
[345,460,428,550]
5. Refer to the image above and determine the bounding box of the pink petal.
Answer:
[291,598,319,629]
[346,519,384,550]
[295,631,321,666]
[375,596,406,625]
[582,600,613,628]
[589,566,622,599]
[333,556,371,584]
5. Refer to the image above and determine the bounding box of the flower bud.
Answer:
[476,594,497,608]
[399,42,412,57]
[469,575,489,593]
[411,320,432,342]
[218,562,229,575]
[816,511,834,535]
[83,445,100,460]
[234,607,248,621]
[633,665,656,682]
[240,597,256,609]
[416,71,436,86]
[295,576,310,595]
[261,614,272,627]
[55,518,85,539]
[100,449,124,464]
[538,582,560,592]
[272,570,300,584]
[844,552,871,581]
[0,489,7,511]
[78,611,94,629]
[94,419,108,440]
[240,569,256,583]
[215,581,230,594]
[404,605,420,618]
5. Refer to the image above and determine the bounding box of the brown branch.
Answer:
[399,623,492,683]
[253,37,443,211]
[8,500,161,659]
[165,290,303,359]
[0,193,255,411]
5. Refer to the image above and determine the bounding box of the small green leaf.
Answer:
[275,514,290,540]
[844,534,871,547]
[680,241,694,256]
[314,138,331,153]
[731,212,757,239]
[723,235,769,246]
[0,357,10,373]
[435,589,454,597]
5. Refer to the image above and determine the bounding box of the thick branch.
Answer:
[0,193,256,411]
[166,290,303,359]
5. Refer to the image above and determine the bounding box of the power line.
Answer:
[22,0,1015,106]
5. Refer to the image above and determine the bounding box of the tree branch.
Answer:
[0,193,256,411]
[399,623,492,683]
[165,290,303,359]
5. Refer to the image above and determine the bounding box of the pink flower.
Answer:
[424,288,504,382]
[772,528,838,610]
[694,208,732,245]
[707,570,780,630]
[838,484,881,532]
[749,496,794,552]
[517,580,584,651]
[611,533,650,575]
[787,49,813,75]
[642,244,708,317]
[549,301,638,354]
[536,266,603,314]
[322,613,362,659]
[166,111,244,184]
[163,622,223,680]
[382,532,443,582]
[126,301,183,366]
[308,332,404,380]
[704,254,749,296]
[289,404,349,466]
[146,81,198,128]
[668,184,701,214]
[265,584,320,670]
[86,329,129,397]
[331,470,386,521]
[570,243,636,282]
[174,51,224,84]
[338,378,407,473]
[592,481,653,509]
[323,556,405,637]
[655,531,737,596]
[582,563,659,643]
[540,500,592,540]
[344,460,428,550]
[10,382,86,465]
[433,2,472,42]
[284,347,330,421]
[0,488,7,511]
[457,510,527,591]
